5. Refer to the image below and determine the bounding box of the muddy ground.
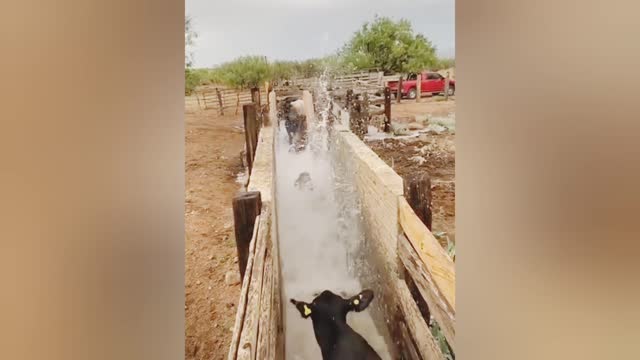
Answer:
[185,109,245,360]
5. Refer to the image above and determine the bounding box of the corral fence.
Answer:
[227,89,455,359]
[188,84,270,115]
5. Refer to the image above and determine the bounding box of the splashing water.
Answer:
[276,70,391,359]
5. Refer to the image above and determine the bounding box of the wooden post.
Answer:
[202,92,208,110]
[444,72,450,101]
[251,87,260,106]
[362,92,370,136]
[346,89,353,110]
[402,171,433,328]
[416,73,422,103]
[349,96,362,139]
[195,92,202,110]
[397,75,403,104]
[243,103,259,173]
[384,86,392,133]
[403,172,432,230]
[216,88,224,115]
[232,191,262,280]
[235,92,240,115]
[264,81,270,107]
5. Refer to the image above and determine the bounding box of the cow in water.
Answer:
[294,171,314,191]
[280,96,308,151]
[290,289,382,360]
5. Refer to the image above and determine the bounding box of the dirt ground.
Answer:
[368,98,456,245]
[185,108,246,359]
[392,95,455,120]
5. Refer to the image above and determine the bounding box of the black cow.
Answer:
[290,289,382,360]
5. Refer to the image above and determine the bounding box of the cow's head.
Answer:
[290,289,374,322]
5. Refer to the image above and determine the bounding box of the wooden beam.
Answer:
[397,75,403,104]
[232,191,262,280]
[399,234,456,350]
[228,215,260,360]
[396,279,445,360]
[399,197,455,310]
[237,206,271,360]
[256,239,273,359]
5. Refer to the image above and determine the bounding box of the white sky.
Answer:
[186,0,455,68]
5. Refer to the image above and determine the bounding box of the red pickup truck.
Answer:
[388,71,455,99]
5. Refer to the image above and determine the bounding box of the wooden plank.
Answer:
[396,279,445,360]
[237,206,271,360]
[256,239,273,359]
[399,234,456,350]
[228,215,261,360]
[232,191,262,280]
[399,197,455,310]
[269,123,284,359]
[268,235,279,360]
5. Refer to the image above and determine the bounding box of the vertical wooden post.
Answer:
[397,75,403,104]
[346,89,353,110]
[402,171,433,327]
[403,172,432,230]
[232,191,262,280]
[416,73,422,103]
[362,92,370,136]
[216,88,224,115]
[349,95,364,139]
[264,81,270,107]
[235,92,240,115]
[384,86,392,133]
[243,103,258,173]
[251,87,260,106]
[195,91,202,110]
[202,92,208,110]
[444,72,450,101]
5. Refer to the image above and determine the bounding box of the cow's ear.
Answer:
[290,299,313,319]
[348,289,374,312]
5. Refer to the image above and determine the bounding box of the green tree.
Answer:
[185,15,199,94]
[218,56,271,89]
[185,15,197,68]
[270,60,297,82]
[341,16,437,74]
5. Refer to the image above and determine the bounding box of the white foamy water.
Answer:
[276,73,391,359]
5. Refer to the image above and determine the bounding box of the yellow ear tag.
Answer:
[353,299,360,305]
[303,304,312,316]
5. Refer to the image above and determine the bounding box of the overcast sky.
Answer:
[186,0,455,68]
